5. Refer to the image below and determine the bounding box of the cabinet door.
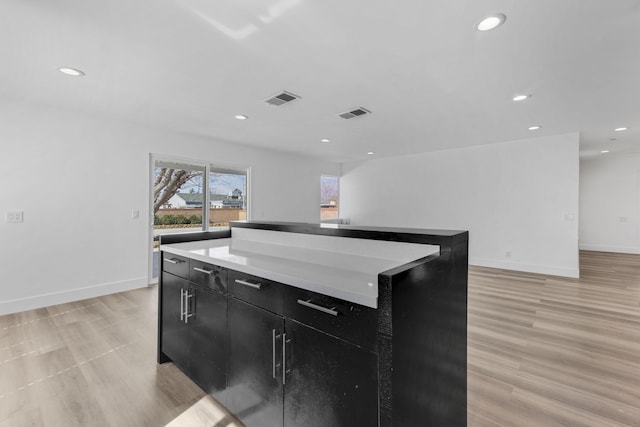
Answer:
[161,273,190,372]
[227,298,284,427]
[188,285,227,395]
[284,320,378,427]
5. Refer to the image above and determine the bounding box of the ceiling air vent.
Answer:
[265,91,301,106]
[338,107,371,119]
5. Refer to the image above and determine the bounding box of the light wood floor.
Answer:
[468,251,640,427]
[0,287,207,426]
[0,251,638,426]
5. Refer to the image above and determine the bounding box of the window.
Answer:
[150,156,249,282]
[209,166,248,229]
[153,161,206,235]
[320,175,339,221]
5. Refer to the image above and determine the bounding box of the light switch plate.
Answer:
[6,211,23,223]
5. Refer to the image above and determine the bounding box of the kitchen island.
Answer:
[157,221,468,427]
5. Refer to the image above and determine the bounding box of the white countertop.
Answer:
[161,232,439,308]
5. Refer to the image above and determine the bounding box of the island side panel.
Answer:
[390,241,468,427]
[377,272,394,427]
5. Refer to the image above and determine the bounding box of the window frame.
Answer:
[148,154,251,284]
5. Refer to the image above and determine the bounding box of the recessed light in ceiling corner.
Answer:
[235,114,248,120]
[320,138,331,143]
[528,125,541,131]
[614,127,628,131]
[600,150,610,154]
[477,14,506,31]
[367,151,375,155]
[58,67,85,76]
[512,94,530,102]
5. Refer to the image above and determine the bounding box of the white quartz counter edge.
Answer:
[160,238,422,309]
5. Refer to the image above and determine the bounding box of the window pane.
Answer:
[210,167,248,229]
[321,175,339,221]
[153,166,205,235]
[152,164,205,279]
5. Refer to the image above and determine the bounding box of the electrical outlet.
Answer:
[619,216,628,223]
[564,214,575,221]
[6,211,23,223]
[132,209,140,219]
[505,251,512,259]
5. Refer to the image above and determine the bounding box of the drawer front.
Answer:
[228,269,283,315]
[162,252,189,279]
[189,260,227,294]
[284,288,378,351]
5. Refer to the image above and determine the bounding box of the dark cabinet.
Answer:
[160,266,227,395]
[226,284,378,427]
[161,273,190,370]
[284,319,378,427]
[158,223,469,427]
[227,298,284,427]
[189,283,227,393]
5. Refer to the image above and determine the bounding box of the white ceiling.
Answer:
[2,0,639,162]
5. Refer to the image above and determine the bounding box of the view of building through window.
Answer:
[151,158,248,279]
[320,175,339,220]
[153,164,247,234]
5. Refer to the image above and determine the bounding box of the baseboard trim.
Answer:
[470,257,580,278]
[0,277,148,316]
[579,244,640,255]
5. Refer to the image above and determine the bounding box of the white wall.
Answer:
[340,133,580,277]
[580,152,640,254]
[0,103,339,314]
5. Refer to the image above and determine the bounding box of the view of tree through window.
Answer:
[151,159,248,279]
[153,165,247,232]
[320,175,339,220]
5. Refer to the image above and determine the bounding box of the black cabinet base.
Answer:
[157,222,468,427]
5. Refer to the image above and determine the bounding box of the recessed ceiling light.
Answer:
[610,138,617,141]
[513,94,530,102]
[614,127,628,131]
[58,67,85,76]
[600,150,610,154]
[367,151,375,155]
[321,139,331,143]
[477,14,506,31]
[528,125,541,131]
[235,115,248,120]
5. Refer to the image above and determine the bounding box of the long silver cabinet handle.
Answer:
[193,267,213,275]
[282,333,288,385]
[272,329,277,379]
[234,279,262,290]
[185,292,195,323]
[297,299,340,316]
[180,289,185,321]
[164,258,179,264]
[183,291,188,323]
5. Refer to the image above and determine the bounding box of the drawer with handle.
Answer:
[228,269,284,315]
[189,260,227,294]
[284,287,378,351]
[162,252,189,279]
